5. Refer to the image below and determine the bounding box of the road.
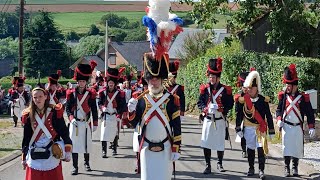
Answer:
[0,116,317,180]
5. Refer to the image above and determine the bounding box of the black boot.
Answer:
[241,137,247,158]
[292,157,299,177]
[247,148,255,176]
[71,153,79,175]
[84,153,92,171]
[112,136,119,155]
[203,148,211,174]
[109,142,113,149]
[257,147,265,179]
[102,141,107,158]
[135,152,140,174]
[284,156,291,177]
[13,116,17,127]
[217,151,225,172]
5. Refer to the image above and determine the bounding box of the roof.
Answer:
[168,28,230,59]
[0,58,14,78]
[70,55,105,72]
[109,41,150,71]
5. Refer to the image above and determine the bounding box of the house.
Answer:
[70,41,150,77]
[236,11,278,53]
[168,28,230,61]
[0,58,14,78]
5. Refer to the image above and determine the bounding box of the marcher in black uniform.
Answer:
[235,70,275,179]
[66,61,99,175]
[275,64,315,177]
[47,70,64,106]
[168,61,185,120]
[234,71,249,158]
[98,67,126,157]
[10,77,30,127]
[197,57,234,174]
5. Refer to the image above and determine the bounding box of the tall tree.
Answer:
[24,11,69,77]
[182,0,320,57]
[72,35,105,59]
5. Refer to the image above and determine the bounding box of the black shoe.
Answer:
[284,167,290,177]
[102,151,107,158]
[71,167,78,175]
[259,170,265,179]
[292,168,298,177]
[112,149,117,156]
[203,166,211,174]
[242,151,248,158]
[217,163,225,172]
[84,163,92,171]
[247,168,254,176]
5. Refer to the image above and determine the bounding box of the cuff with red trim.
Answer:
[308,124,315,129]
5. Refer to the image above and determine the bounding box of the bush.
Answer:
[100,13,129,29]
[124,27,147,41]
[87,24,100,36]
[109,28,127,42]
[178,40,320,113]
[65,31,80,41]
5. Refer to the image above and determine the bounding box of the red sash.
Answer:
[243,94,267,133]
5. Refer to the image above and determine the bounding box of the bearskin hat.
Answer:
[105,67,126,84]
[283,64,298,85]
[237,72,249,88]
[207,57,223,77]
[143,52,169,80]
[48,70,61,85]
[73,60,97,81]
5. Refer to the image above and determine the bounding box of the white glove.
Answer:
[237,131,244,138]
[21,160,26,170]
[102,106,107,112]
[128,98,138,113]
[277,120,284,128]
[64,152,72,162]
[171,152,180,161]
[92,126,98,132]
[208,103,219,114]
[309,128,315,138]
[269,134,275,140]
[71,119,78,127]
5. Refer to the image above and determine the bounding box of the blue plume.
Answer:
[142,15,158,50]
[171,17,184,26]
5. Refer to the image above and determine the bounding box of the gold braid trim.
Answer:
[172,110,180,120]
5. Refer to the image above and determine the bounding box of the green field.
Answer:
[52,11,195,34]
[0,0,129,5]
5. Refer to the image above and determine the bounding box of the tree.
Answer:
[65,31,80,41]
[24,11,69,77]
[124,27,147,41]
[0,37,18,60]
[181,0,320,57]
[87,24,100,36]
[100,13,129,28]
[73,35,105,59]
[176,31,214,66]
[109,28,127,41]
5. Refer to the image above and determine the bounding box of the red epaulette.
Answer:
[21,108,30,125]
[54,103,64,118]
[302,92,310,102]
[8,88,13,94]
[234,93,241,102]
[66,89,75,100]
[278,91,285,100]
[98,87,106,94]
[180,85,184,92]
[87,88,97,99]
[199,84,208,94]
[132,91,141,98]
[224,85,232,95]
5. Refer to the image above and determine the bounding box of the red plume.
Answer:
[216,57,223,71]
[289,64,297,79]
[174,60,180,71]
[141,71,144,77]
[57,70,62,77]
[89,60,97,71]
[118,67,126,74]
[22,76,26,80]
[250,67,256,71]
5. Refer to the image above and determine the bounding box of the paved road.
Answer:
[0,116,318,180]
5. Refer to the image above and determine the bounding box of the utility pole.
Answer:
[18,0,24,76]
[104,20,108,77]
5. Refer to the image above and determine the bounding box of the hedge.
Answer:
[177,41,320,114]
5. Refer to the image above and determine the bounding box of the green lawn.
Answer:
[52,11,193,34]
[0,0,128,5]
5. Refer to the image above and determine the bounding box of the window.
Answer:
[109,53,116,65]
